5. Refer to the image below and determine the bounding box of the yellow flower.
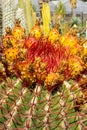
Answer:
[44,73,59,87]
[5,48,18,61]
[48,29,60,44]
[13,27,25,40]
[30,26,42,39]
[3,35,16,48]
[68,56,83,76]
[60,34,77,47]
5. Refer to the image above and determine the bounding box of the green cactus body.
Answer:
[0,76,87,130]
[25,0,33,33]
[18,0,24,9]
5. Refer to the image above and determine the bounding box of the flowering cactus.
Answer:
[0,1,87,128]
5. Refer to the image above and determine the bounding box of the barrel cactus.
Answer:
[0,32,87,130]
[0,70,87,129]
[0,1,87,128]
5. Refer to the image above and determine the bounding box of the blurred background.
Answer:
[0,0,87,36]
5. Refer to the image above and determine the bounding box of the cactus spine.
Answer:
[0,77,87,129]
